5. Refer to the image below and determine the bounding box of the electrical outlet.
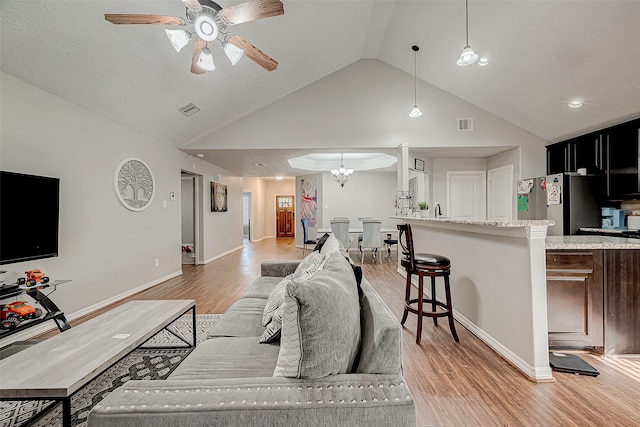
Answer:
[154,258,159,267]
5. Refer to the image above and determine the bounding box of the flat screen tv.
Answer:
[0,171,60,265]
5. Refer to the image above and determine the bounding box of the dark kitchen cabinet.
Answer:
[547,142,569,175]
[546,250,604,350]
[605,119,640,199]
[604,250,640,355]
[547,133,604,175]
[570,133,604,174]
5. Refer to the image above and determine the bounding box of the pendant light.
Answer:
[409,45,422,118]
[456,0,479,66]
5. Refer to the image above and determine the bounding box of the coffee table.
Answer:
[0,299,196,426]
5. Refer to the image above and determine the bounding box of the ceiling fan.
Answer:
[105,0,284,74]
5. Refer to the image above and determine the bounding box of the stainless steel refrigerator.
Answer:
[517,173,603,236]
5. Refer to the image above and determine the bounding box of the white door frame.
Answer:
[487,164,514,221]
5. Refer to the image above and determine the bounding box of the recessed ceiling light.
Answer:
[275,176,283,180]
[568,100,583,109]
[478,57,489,66]
[255,162,266,167]
[196,154,204,158]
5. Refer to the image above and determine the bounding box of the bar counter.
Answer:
[394,216,555,382]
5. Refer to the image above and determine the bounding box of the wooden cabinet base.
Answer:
[604,250,640,355]
[546,250,604,350]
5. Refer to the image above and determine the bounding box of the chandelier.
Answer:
[331,153,354,187]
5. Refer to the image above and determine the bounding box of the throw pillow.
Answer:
[273,252,361,379]
[313,233,331,252]
[319,233,341,257]
[260,276,291,327]
[259,303,284,343]
[261,251,326,327]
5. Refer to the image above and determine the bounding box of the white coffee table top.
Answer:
[0,299,195,399]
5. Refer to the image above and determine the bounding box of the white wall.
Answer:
[186,60,548,179]
[242,177,267,241]
[0,72,243,327]
[321,171,399,230]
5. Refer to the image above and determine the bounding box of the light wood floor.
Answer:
[44,238,640,426]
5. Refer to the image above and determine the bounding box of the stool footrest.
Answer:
[404,298,450,317]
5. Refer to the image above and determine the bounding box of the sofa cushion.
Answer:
[169,337,280,380]
[355,279,403,375]
[241,276,282,299]
[273,252,361,379]
[208,298,267,338]
[261,251,326,327]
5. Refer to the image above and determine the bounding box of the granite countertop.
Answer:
[580,227,626,234]
[546,235,640,249]
[393,216,555,228]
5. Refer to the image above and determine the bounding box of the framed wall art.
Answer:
[211,181,228,212]
[114,157,155,211]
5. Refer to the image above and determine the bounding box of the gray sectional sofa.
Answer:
[88,240,416,426]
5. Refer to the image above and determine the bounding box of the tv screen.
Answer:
[0,171,60,265]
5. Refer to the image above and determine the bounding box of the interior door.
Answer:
[487,165,513,221]
[446,171,487,220]
[276,195,294,237]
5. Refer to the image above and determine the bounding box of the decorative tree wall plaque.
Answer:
[211,182,228,212]
[114,158,155,211]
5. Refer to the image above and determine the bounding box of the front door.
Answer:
[276,195,294,237]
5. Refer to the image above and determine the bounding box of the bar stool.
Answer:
[397,223,459,344]
[383,233,397,262]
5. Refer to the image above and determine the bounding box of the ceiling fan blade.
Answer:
[220,0,284,26]
[182,0,203,12]
[228,35,278,71]
[104,14,184,25]
[191,39,208,75]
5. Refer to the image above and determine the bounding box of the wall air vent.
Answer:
[457,118,473,131]
[178,102,201,117]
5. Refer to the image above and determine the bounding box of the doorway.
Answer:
[181,171,202,265]
[243,192,251,241]
[276,195,295,237]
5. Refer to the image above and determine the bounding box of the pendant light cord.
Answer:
[414,50,417,105]
[465,0,470,46]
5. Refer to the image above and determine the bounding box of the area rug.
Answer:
[0,313,220,427]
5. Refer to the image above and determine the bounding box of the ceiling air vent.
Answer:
[457,118,473,131]
[178,102,201,117]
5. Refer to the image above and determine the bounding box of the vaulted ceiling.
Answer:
[2,1,639,176]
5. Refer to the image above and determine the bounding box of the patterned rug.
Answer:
[0,313,220,427]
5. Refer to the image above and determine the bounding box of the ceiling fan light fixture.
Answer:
[165,29,191,52]
[197,47,216,71]
[195,14,219,42]
[223,41,244,65]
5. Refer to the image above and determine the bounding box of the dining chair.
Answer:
[357,217,372,248]
[300,218,317,258]
[360,218,383,263]
[330,218,351,251]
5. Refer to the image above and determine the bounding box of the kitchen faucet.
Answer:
[435,203,442,218]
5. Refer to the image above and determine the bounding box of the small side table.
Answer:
[0,280,71,339]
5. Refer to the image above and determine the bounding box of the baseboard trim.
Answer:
[202,245,243,264]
